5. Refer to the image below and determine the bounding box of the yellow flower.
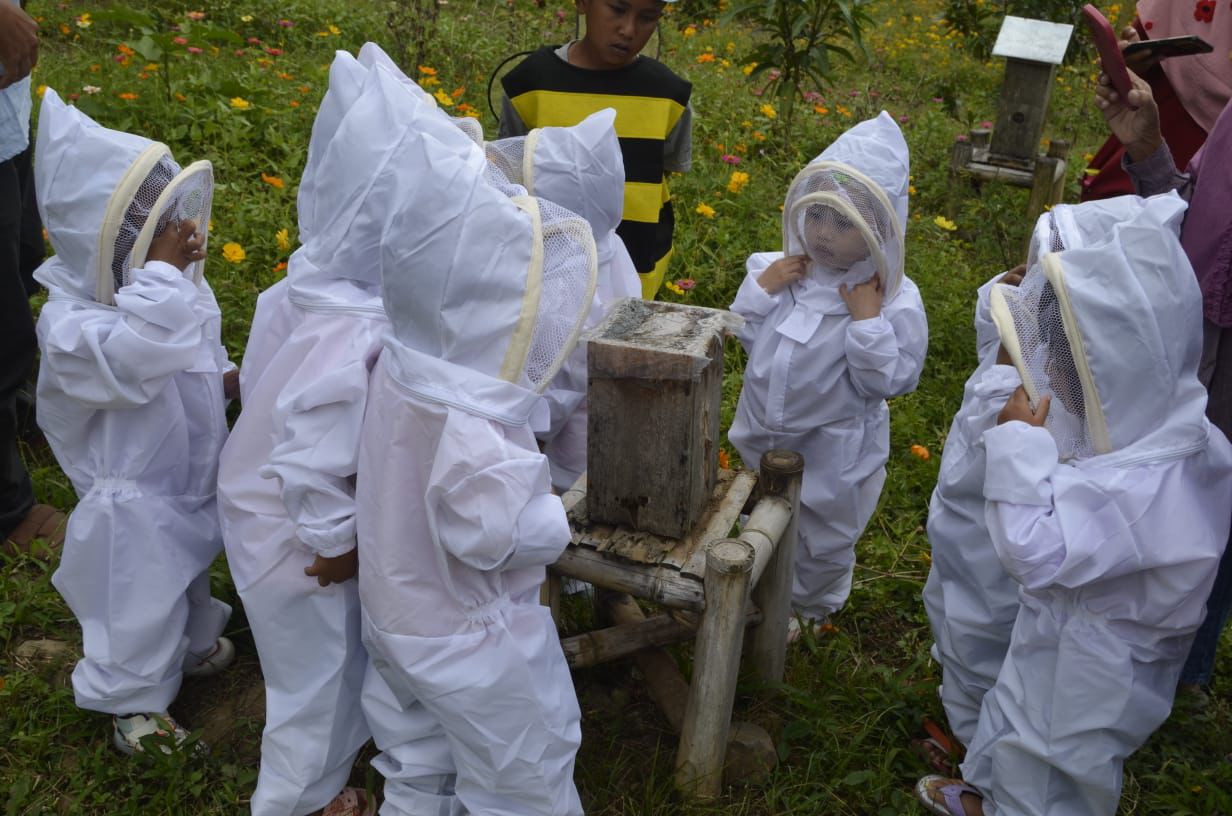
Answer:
[742,62,757,76]
[433,89,454,107]
[933,215,957,231]
[143,63,159,71]
[695,203,716,219]
[665,281,685,295]
[240,14,254,22]
[222,243,246,263]
[76,12,92,28]
[36,84,46,98]
[230,97,252,109]
[908,185,917,195]
[760,103,777,119]
[261,173,285,189]
[276,228,291,252]
[329,24,341,35]
[910,444,931,461]
[727,171,749,194]
[682,24,696,37]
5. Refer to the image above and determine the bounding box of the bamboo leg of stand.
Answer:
[675,538,755,798]
[747,449,804,685]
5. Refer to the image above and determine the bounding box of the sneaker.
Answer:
[183,636,235,678]
[112,712,199,756]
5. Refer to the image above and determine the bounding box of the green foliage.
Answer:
[727,0,873,136]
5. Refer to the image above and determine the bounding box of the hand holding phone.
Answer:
[1082,4,1134,104]
[1123,35,1213,60]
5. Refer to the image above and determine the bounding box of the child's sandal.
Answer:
[321,787,376,816]
[915,775,982,816]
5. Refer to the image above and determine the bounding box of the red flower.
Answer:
[265,47,282,56]
[1194,0,1216,22]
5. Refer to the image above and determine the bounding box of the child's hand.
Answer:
[997,386,1050,427]
[146,219,205,273]
[999,263,1026,287]
[304,549,358,587]
[223,369,240,401]
[839,274,884,320]
[757,255,807,295]
[1094,68,1161,163]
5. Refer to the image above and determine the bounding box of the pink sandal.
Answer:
[915,775,982,816]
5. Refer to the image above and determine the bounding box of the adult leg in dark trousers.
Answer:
[0,145,38,540]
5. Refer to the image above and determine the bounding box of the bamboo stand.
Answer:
[553,449,804,798]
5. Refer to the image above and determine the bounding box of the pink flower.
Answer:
[675,278,697,291]
[869,90,881,98]
[186,10,205,20]
[234,49,246,56]
[173,36,188,45]
[555,9,566,22]
[113,54,126,63]
[767,69,781,80]
[720,154,741,165]
[265,47,283,56]
[187,46,203,54]
[247,36,261,44]
[848,89,860,97]
[278,19,294,28]
[956,133,970,142]
[802,90,823,103]
[931,96,944,103]
[898,114,909,123]
[980,120,993,129]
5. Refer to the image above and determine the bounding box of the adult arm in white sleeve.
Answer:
[258,355,373,558]
[729,252,783,352]
[38,261,203,410]
[428,424,571,572]
[844,284,928,399]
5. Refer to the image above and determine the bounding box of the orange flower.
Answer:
[696,52,716,63]
[261,173,285,189]
[117,92,139,100]
[117,43,135,57]
[451,86,465,99]
[718,450,730,470]
[910,444,931,461]
[273,261,288,273]
[289,100,300,108]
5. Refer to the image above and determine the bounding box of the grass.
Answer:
[3,0,1231,812]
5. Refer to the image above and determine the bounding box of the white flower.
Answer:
[82,85,102,95]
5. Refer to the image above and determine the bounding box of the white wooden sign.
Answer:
[992,16,1074,65]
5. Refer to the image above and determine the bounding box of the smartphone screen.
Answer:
[1123,35,1213,59]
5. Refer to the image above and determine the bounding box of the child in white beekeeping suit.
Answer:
[216,51,382,816]
[32,88,236,755]
[916,192,1232,816]
[920,199,1139,756]
[485,107,641,491]
[729,111,927,633]
[355,66,596,816]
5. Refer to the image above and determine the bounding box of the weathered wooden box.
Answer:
[587,299,738,539]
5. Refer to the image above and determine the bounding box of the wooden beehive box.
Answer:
[988,16,1073,168]
[587,299,737,539]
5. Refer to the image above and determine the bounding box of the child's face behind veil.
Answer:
[575,0,666,69]
[801,205,872,272]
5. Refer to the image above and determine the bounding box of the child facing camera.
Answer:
[728,111,928,635]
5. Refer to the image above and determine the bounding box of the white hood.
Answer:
[33,88,177,303]
[356,41,485,146]
[782,111,910,301]
[994,193,1207,465]
[377,88,597,422]
[296,51,368,244]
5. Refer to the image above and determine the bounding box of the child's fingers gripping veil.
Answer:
[839,273,884,320]
[757,254,808,295]
[999,263,1027,287]
[146,218,205,272]
[997,386,1050,427]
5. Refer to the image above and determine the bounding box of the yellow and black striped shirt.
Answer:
[501,46,692,298]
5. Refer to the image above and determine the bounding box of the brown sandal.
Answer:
[321,788,376,816]
[3,504,67,557]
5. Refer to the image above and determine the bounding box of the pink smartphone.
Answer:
[1082,4,1135,103]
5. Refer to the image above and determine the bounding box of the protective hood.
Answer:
[356,41,485,147]
[296,51,368,243]
[991,193,1207,465]
[379,100,597,420]
[485,109,625,263]
[782,111,909,301]
[34,88,210,305]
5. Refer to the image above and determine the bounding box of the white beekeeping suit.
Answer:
[216,54,403,816]
[32,88,231,715]
[921,200,1136,747]
[961,193,1232,816]
[728,111,927,621]
[486,108,641,490]
[357,71,596,814]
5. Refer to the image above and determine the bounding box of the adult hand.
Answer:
[223,369,240,401]
[756,254,807,295]
[1094,68,1162,163]
[146,220,205,272]
[839,274,884,321]
[997,386,1050,427]
[0,3,39,89]
[304,548,358,587]
[1119,26,1161,77]
[999,263,1026,287]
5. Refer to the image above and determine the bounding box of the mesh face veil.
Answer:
[783,161,903,297]
[511,197,598,392]
[129,160,214,288]
[484,135,531,197]
[989,259,1096,460]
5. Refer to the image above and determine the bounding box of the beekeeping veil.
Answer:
[356,41,486,147]
[990,193,1208,464]
[377,83,598,423]
[34,88,212,305]
[783,111,909,300]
